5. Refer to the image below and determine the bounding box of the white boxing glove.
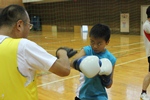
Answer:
[73,55,100,78]
[98,58,112,76]
[73,55,112,78]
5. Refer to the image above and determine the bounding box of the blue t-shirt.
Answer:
[78,46,117,100]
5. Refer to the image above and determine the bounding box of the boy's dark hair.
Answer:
[0,4,27,27]
[146,6,150,18]
[89,23,110,42]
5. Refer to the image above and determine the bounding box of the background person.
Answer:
[141,6,150,100]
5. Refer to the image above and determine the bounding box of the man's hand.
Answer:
[56,47,77,58]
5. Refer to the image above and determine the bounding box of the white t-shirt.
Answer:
[0,35,57,86]
[143,20,150,57]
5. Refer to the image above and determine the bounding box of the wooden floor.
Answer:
[28,31,150,100]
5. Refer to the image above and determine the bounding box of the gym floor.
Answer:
[28,31,149,100]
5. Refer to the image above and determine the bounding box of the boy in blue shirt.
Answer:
[71,23,117,100]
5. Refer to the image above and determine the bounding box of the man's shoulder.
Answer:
[143,20,150,27]
[20,38,35,45]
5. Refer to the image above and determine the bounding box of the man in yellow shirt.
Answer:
[0,4,77,100]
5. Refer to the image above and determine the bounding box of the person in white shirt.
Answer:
[141,6,150,100]
[0,4,77,100]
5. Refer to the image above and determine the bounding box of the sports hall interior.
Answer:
[1,0,150,100]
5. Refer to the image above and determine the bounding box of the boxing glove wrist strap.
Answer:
[73,59,81,72]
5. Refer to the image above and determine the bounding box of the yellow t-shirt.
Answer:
[0,38,38,100]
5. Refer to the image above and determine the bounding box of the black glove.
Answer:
[56,47,77,58]
[100,73,112,87]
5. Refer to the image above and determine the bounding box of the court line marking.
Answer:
[115,56,146,67]
[37,75,80,87]
[112,42,143,47]
[112,46,144,54]
[37,56,146,87]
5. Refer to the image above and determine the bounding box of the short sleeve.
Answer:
[143,22,150,34]
[18,39,57,71]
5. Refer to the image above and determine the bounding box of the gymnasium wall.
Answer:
[0,0,23,8]
[23,0,150,34]
[0,0,23,16]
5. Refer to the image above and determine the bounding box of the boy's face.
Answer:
[90,36,109,53]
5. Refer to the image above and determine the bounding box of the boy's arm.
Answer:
[70,49,86,68]
[100,64,115,88]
